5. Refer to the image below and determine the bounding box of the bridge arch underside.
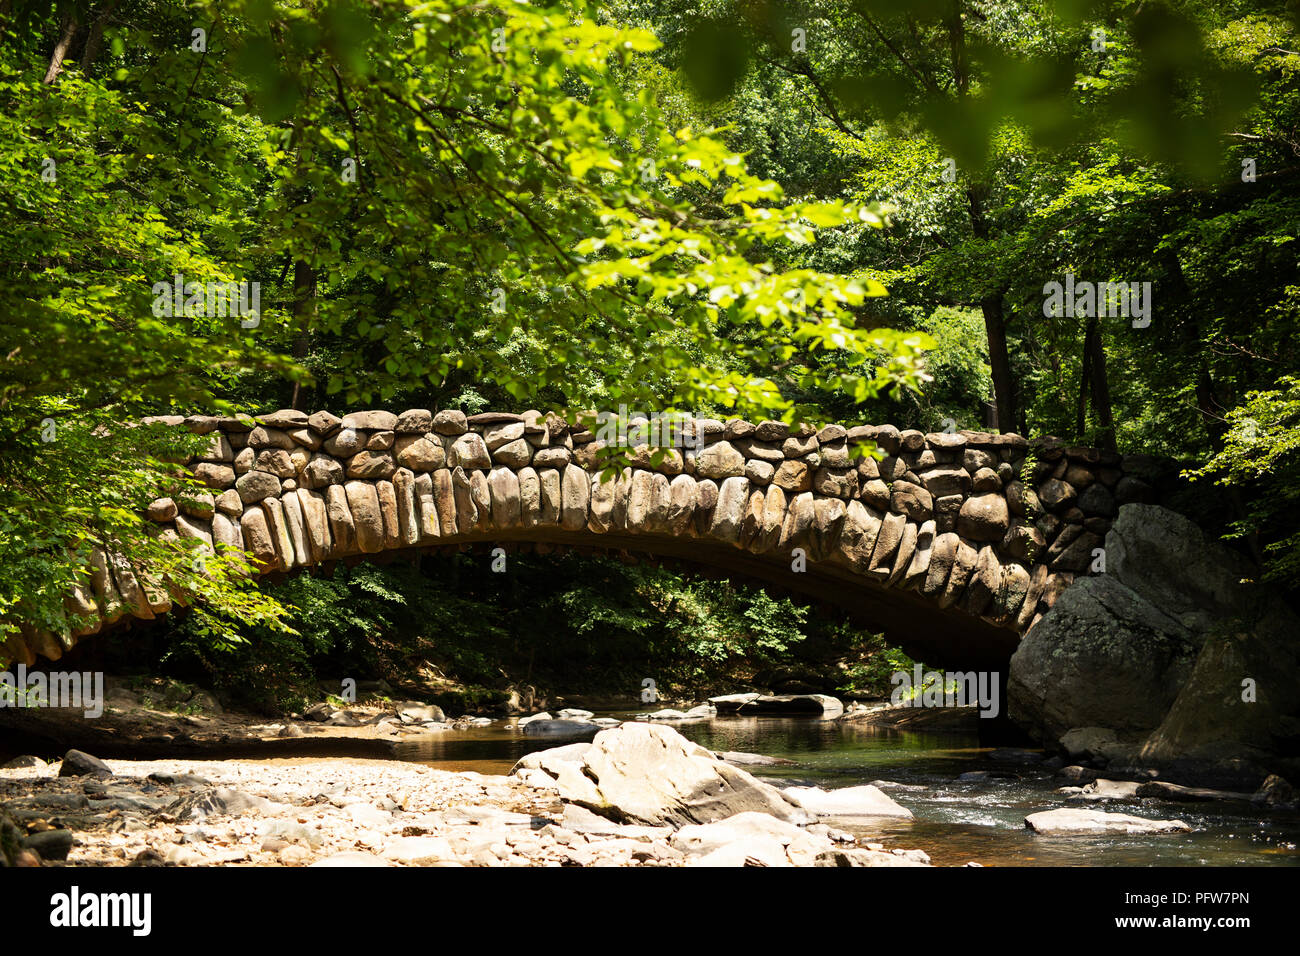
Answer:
[314,528,1025,672]
[20,409,1146,672]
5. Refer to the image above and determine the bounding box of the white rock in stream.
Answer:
[782,785,913,819]
[1024,808,1191,835]
[638,704,716,721]
[1064,779,1143,802]
[671,811,833,866]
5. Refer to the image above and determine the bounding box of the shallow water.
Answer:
[398,713,1300,867]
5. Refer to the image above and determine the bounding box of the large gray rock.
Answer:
[1009,504,1300,787]
[511,743,592,775]
[1137,603,1300,788]
[516,723,807,827]
[1008,573,1199,742]
[957,493,1009,541]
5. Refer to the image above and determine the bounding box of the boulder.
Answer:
[782,785,913,818]
[22,829,74,861]
[394,409,434,434]
[890,480,932,519]
[398,703,445,723]
[524,723,806,827]
[432,409,468,435]
[671,811,831,867]
[323,428,364,457]
[1065,779,1142,802]
[235,470,281,504]
[511,743,592,775]
[695,441,746,479]
[58,749,112,778]
[1008,573,1199,742]
[708,692,761,713]
[1009,504,1300,788]
[1137,610,1300,788]
[957,493,1009,542]
[1251,775,1297,809]
[1024,808,1190,835]
[3,755,46,770]
[1060,727,1124,762]
[341,410,398,431]
[307,410,343,435]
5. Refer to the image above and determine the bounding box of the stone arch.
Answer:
[9,408,1160,671]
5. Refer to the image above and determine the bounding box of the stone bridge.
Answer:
[11,409,1166,671]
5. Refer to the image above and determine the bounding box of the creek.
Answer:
[393,712,1300,867]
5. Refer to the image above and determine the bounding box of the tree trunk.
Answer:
[967,184,1017,434]
[980,291,1016,434]
[1086,321,1115,450]
[1076,317,1095,437]
[1076,317,1116,449]
[81,3,119,76]
[288,261,316,410]
[43,11,79,84]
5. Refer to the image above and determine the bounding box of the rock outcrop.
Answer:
[1009,504,1300,788]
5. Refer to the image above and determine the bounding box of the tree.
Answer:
[0,0,934,646]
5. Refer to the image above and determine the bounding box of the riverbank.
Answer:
[0,744,934,868]
[0,673,906,763]
[5,710,1300,867]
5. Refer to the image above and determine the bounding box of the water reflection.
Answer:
[398,713,1300,867]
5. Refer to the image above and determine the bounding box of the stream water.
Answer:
[393,713,1300,867]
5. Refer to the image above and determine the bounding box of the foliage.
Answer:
[2,0,1297,667]
[614,0,1300,578]
[156,555,895,711]
[1188,375,1300,585]
[0,0,936,647]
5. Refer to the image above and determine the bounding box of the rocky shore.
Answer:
[0,724,937,868]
